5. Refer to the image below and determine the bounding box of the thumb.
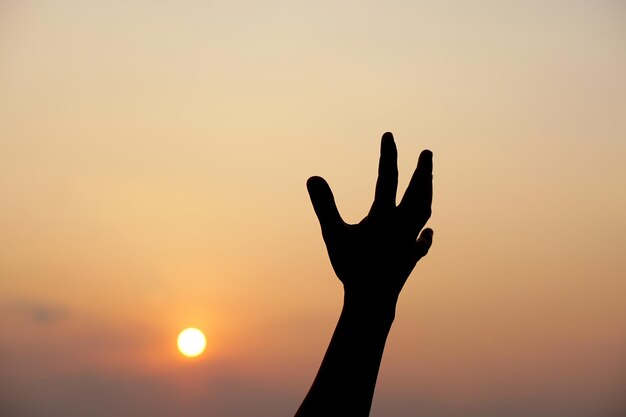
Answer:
[306,176,343,235]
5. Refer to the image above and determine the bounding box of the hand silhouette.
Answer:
[295,132,434,417]
[306,132,433,301]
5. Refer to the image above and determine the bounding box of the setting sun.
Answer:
[177,328,207,358]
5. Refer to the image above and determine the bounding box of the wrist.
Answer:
[342,287,398,324]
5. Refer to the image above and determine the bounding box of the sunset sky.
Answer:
[1,1,625,416]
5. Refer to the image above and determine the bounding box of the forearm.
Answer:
[295,290,398,417]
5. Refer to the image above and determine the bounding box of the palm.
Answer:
[307,132,433,298]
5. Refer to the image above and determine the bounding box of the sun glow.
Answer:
[177,328,206,358]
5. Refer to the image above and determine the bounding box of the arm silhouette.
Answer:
[295,132,433,417]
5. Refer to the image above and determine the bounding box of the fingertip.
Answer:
[419,149,433,162]
[417,149,433,175]
[306,175,326,192]
[381,132,397,153]
[306,175,335,207]
[306,175,342,230]
[306,175,320,188]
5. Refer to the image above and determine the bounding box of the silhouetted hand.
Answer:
[295,132,434,417]
[307,132,433,303]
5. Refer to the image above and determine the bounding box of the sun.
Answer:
[177,328,206,358]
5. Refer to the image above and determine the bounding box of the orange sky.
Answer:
[1,1,625,416]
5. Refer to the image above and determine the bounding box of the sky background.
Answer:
[1,1,625,416]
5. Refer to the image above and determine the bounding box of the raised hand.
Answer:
[306,132,433,301]
[295,132,434,417]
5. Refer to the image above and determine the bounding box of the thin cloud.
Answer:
[3,300,70,325]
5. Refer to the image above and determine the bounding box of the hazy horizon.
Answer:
[1,1,625,416]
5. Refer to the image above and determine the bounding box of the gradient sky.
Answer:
[1,1,625,416]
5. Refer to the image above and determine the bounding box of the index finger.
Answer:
[369,132,399,217]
